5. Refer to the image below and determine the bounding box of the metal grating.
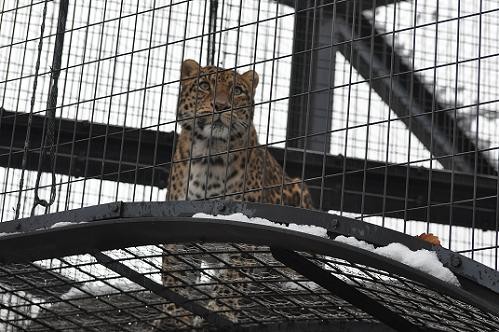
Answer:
[0,241,497,331]
[0,201,497,331]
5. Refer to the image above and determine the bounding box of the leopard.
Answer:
[167,59,313,206]
[155,59,314,330]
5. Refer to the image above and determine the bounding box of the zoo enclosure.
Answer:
[0,0,499,331]
[1,0,498,265]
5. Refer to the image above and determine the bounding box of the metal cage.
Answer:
[1,0,498,331]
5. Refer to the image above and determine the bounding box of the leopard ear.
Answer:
[181,59,200,80]
[241,70,259,94]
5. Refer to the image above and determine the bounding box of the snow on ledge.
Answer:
[193,212,328,238]
[335,236,460,287]
[0,232,20,237]
[193,212,460,287]
[50,221,87,229]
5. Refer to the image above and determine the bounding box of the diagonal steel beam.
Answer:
[334,12,496,175]
[282,0,495,174]
[91,251,233,329]
[271,247,430,332]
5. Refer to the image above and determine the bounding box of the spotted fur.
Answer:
[156,60,313,330]
[167,59,314,207]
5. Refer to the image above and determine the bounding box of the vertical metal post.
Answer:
[287,0,335,152]
[207,0,218,66]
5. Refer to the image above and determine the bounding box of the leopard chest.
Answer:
[186,142,243,200]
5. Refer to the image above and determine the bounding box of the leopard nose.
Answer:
[215,101,231,112]
[214,94,230,111]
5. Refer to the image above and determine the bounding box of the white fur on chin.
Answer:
[201,123,229,138]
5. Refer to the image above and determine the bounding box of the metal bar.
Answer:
[275,148,498,230]
[334,12,497,175]
[0,201,122,234]
[286,0,313,149]
[286,0,334,152]
[0,108,174,189]
[270,247,425,332]
[433,246,499,302]
[90,251,233,329]
[207,0,218,65]
[0,109,497,229]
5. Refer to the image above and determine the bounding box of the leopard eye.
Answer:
[198,81,210,91]
[233,86,243,95]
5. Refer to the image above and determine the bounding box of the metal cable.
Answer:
[31,0,69,216]
[14,0,48,219]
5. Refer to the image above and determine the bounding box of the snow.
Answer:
[50,221,87,228]
[284,280,321,291]
[193,213,459,286]
[193,212,328,238]
[0,232,20,237]
[0,290,46,330]
[335,236,460,287]
[61,279,143,300]
[335,235,376,251]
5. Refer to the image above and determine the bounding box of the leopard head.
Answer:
[177,59,259,141]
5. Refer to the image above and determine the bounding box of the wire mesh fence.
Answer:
[0,0,498,330]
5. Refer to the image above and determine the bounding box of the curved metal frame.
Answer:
[2,201,497,294]
[0,201,498,317]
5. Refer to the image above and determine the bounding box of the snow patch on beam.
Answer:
[335,236,460,286]
[193,212,329,238]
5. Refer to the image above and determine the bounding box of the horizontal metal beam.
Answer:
[0,109,497,229]
[275,147,498,230]
[0,107,174,188]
